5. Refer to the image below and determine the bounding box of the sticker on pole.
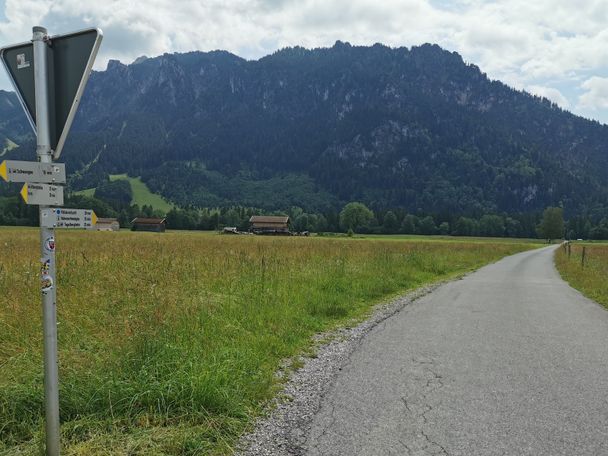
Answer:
[41,275,53,293]
[0,28,103,159]
[40,258,53,293]
[44,236,55,252]
[16,53,29,69]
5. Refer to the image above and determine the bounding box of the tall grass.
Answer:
[0,228,534,454]
[555,243,608,307]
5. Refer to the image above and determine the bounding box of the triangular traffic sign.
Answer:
[0,28,102,159]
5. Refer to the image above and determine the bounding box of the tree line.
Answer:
[2,193,606,240]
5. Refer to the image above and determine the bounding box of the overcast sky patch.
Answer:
[0,0,606,123]
[578,77,608,111]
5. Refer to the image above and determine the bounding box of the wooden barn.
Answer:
[96,218,120,232]
[131,217,166,233]
[249,215,290,235]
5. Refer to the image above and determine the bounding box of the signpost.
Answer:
[40,208,97,229]
[0,26,102,456]
[0,160,66,183]
[21,183,64,206]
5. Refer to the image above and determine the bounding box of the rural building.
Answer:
[131,217,166,233]
[249,215,290,235]
[96,218,120,232]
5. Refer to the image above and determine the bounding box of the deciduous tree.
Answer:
[537,207,564,241]
[339,202,374,232]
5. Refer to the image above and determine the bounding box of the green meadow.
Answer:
[75,174,173,212]
[0,229,536,454]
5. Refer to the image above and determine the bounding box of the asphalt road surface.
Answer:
[306,246,608,456]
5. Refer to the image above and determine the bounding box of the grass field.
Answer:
[73,187,95,198]
[74,174,173,213]
[109,174,173,212]
[0,229,536,455]
[555,242,608,308]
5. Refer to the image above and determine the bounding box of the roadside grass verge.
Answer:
[0,229,536,455]
[555,242,608,307]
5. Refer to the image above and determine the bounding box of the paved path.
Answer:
[306,246,608,455]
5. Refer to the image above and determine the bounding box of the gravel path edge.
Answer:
[236,275,465,456]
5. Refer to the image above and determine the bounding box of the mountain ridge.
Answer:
[1,41,607,218]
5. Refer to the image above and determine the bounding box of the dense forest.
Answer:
[1,41,608,234]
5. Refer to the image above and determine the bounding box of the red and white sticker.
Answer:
[44,237,55,252]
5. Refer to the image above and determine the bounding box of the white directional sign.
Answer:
[0,160,66,183]
[20,183,64,205]
[40,207,97,229]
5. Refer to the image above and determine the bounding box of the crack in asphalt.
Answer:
[237,280,453,456]
[400,396,413,414]
[417,360,449,455]
[421,427,450,456]
[309,401,338,453]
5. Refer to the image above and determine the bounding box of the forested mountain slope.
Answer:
[1,42,607,217]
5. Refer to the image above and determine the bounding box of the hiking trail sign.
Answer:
[20,182,64,206]
[40,208,98,229]
[0,26,103,456]
[0,160,66,183]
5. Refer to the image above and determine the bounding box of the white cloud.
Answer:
[527,85,570,108]
[578,77,608,110]
[0,0,604,75]
[0,0,607,122]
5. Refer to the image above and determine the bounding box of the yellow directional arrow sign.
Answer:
[20,183,64,206]
[20,183,28,202]
[0,160,6,182]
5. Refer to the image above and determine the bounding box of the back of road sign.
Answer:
[0,28,102,159]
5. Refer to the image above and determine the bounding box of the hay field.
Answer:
[555,242,608,308]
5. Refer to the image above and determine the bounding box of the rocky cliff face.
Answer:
[1,42,608,215]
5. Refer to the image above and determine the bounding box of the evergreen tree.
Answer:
[401,214,418,234]
[382,211,399,234]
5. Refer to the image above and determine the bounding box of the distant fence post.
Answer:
[568,243,571,259]
[581,246,586,268]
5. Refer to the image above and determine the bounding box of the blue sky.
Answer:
[0,0,607,124]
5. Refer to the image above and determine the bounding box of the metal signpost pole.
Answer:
[33,26,60,456]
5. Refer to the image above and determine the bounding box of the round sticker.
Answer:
[44,237,55,252]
